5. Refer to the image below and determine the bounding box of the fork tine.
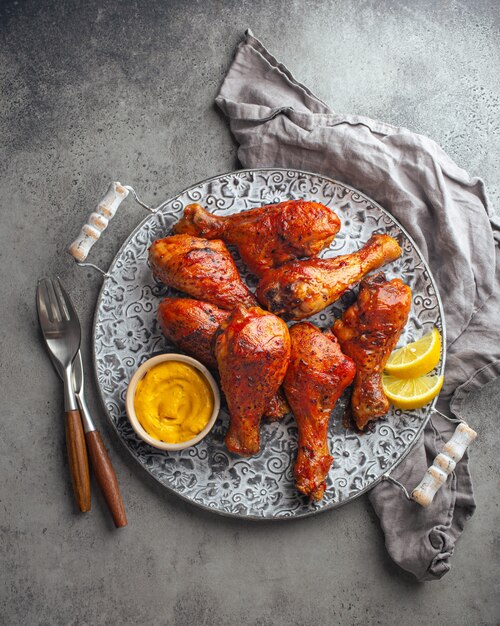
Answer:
[55,276,78,323]
[53,277,70,322]
[36,279,52,325]
[46,278,62,323]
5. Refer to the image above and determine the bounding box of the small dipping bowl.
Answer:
[125,353,221,451]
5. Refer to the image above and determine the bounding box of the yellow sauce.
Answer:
[134,361,214,444]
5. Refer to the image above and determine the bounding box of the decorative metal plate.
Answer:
[93,169,445,519]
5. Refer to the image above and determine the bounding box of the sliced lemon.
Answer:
[385,327,442,379]
[382,374,444,410]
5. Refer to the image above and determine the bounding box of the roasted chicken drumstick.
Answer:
[149,234,257,310]
[257,234,402,320]
[173,199,341,276]
[157,297,289,420]
[333,272,412,431]
[215,305,291,456]
[158,297,228,369]
[283,323,356,500]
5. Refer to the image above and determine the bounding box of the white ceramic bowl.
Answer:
[125,353,221,451]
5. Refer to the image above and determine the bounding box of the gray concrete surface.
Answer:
[1,1,499,624]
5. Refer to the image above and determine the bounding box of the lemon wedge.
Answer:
[382,374,444,410]
[385,327,442,379]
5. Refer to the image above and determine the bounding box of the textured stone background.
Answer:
[1,1,499,624]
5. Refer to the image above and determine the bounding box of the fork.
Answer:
[37,277,91,513]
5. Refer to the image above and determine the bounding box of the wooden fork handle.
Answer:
[85,430,128,528]
[65,410,91,512]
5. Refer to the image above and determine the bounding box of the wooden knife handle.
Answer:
[85,430,127,528]
[65,410,91,513]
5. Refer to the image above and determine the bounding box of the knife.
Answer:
[73,350,128,528]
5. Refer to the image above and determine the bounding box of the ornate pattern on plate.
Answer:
[93,169,445,519]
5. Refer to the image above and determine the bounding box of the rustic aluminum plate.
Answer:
[93,168,445,519]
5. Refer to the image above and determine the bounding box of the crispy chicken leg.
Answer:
[283,323,356,500]
[158,297,228,369]
[215,305,291,456]
[149,234,257,310]
[173,199,341,276]
[257,234,402,320]
[333,272,412,430]
[157,297,289,420]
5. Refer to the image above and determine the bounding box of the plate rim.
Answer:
[92,167,447,521]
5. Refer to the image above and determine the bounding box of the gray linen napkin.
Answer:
[216,30,500,581]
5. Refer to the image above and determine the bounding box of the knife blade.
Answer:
[72,350,96,433]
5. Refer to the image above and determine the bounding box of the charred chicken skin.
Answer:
[157,297,289,420]
[262,389,290,422]
[333,272,412,431]
[173,199,341,277]
[283,323,356,500]
[215,305,291,456]
[257,234,402,320]
[149,234,258,310]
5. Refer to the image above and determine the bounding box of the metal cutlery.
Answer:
[36,277,91,512]
[73,350,127,527]
[37,277,127,526]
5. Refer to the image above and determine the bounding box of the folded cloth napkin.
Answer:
[216,30,500,581]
